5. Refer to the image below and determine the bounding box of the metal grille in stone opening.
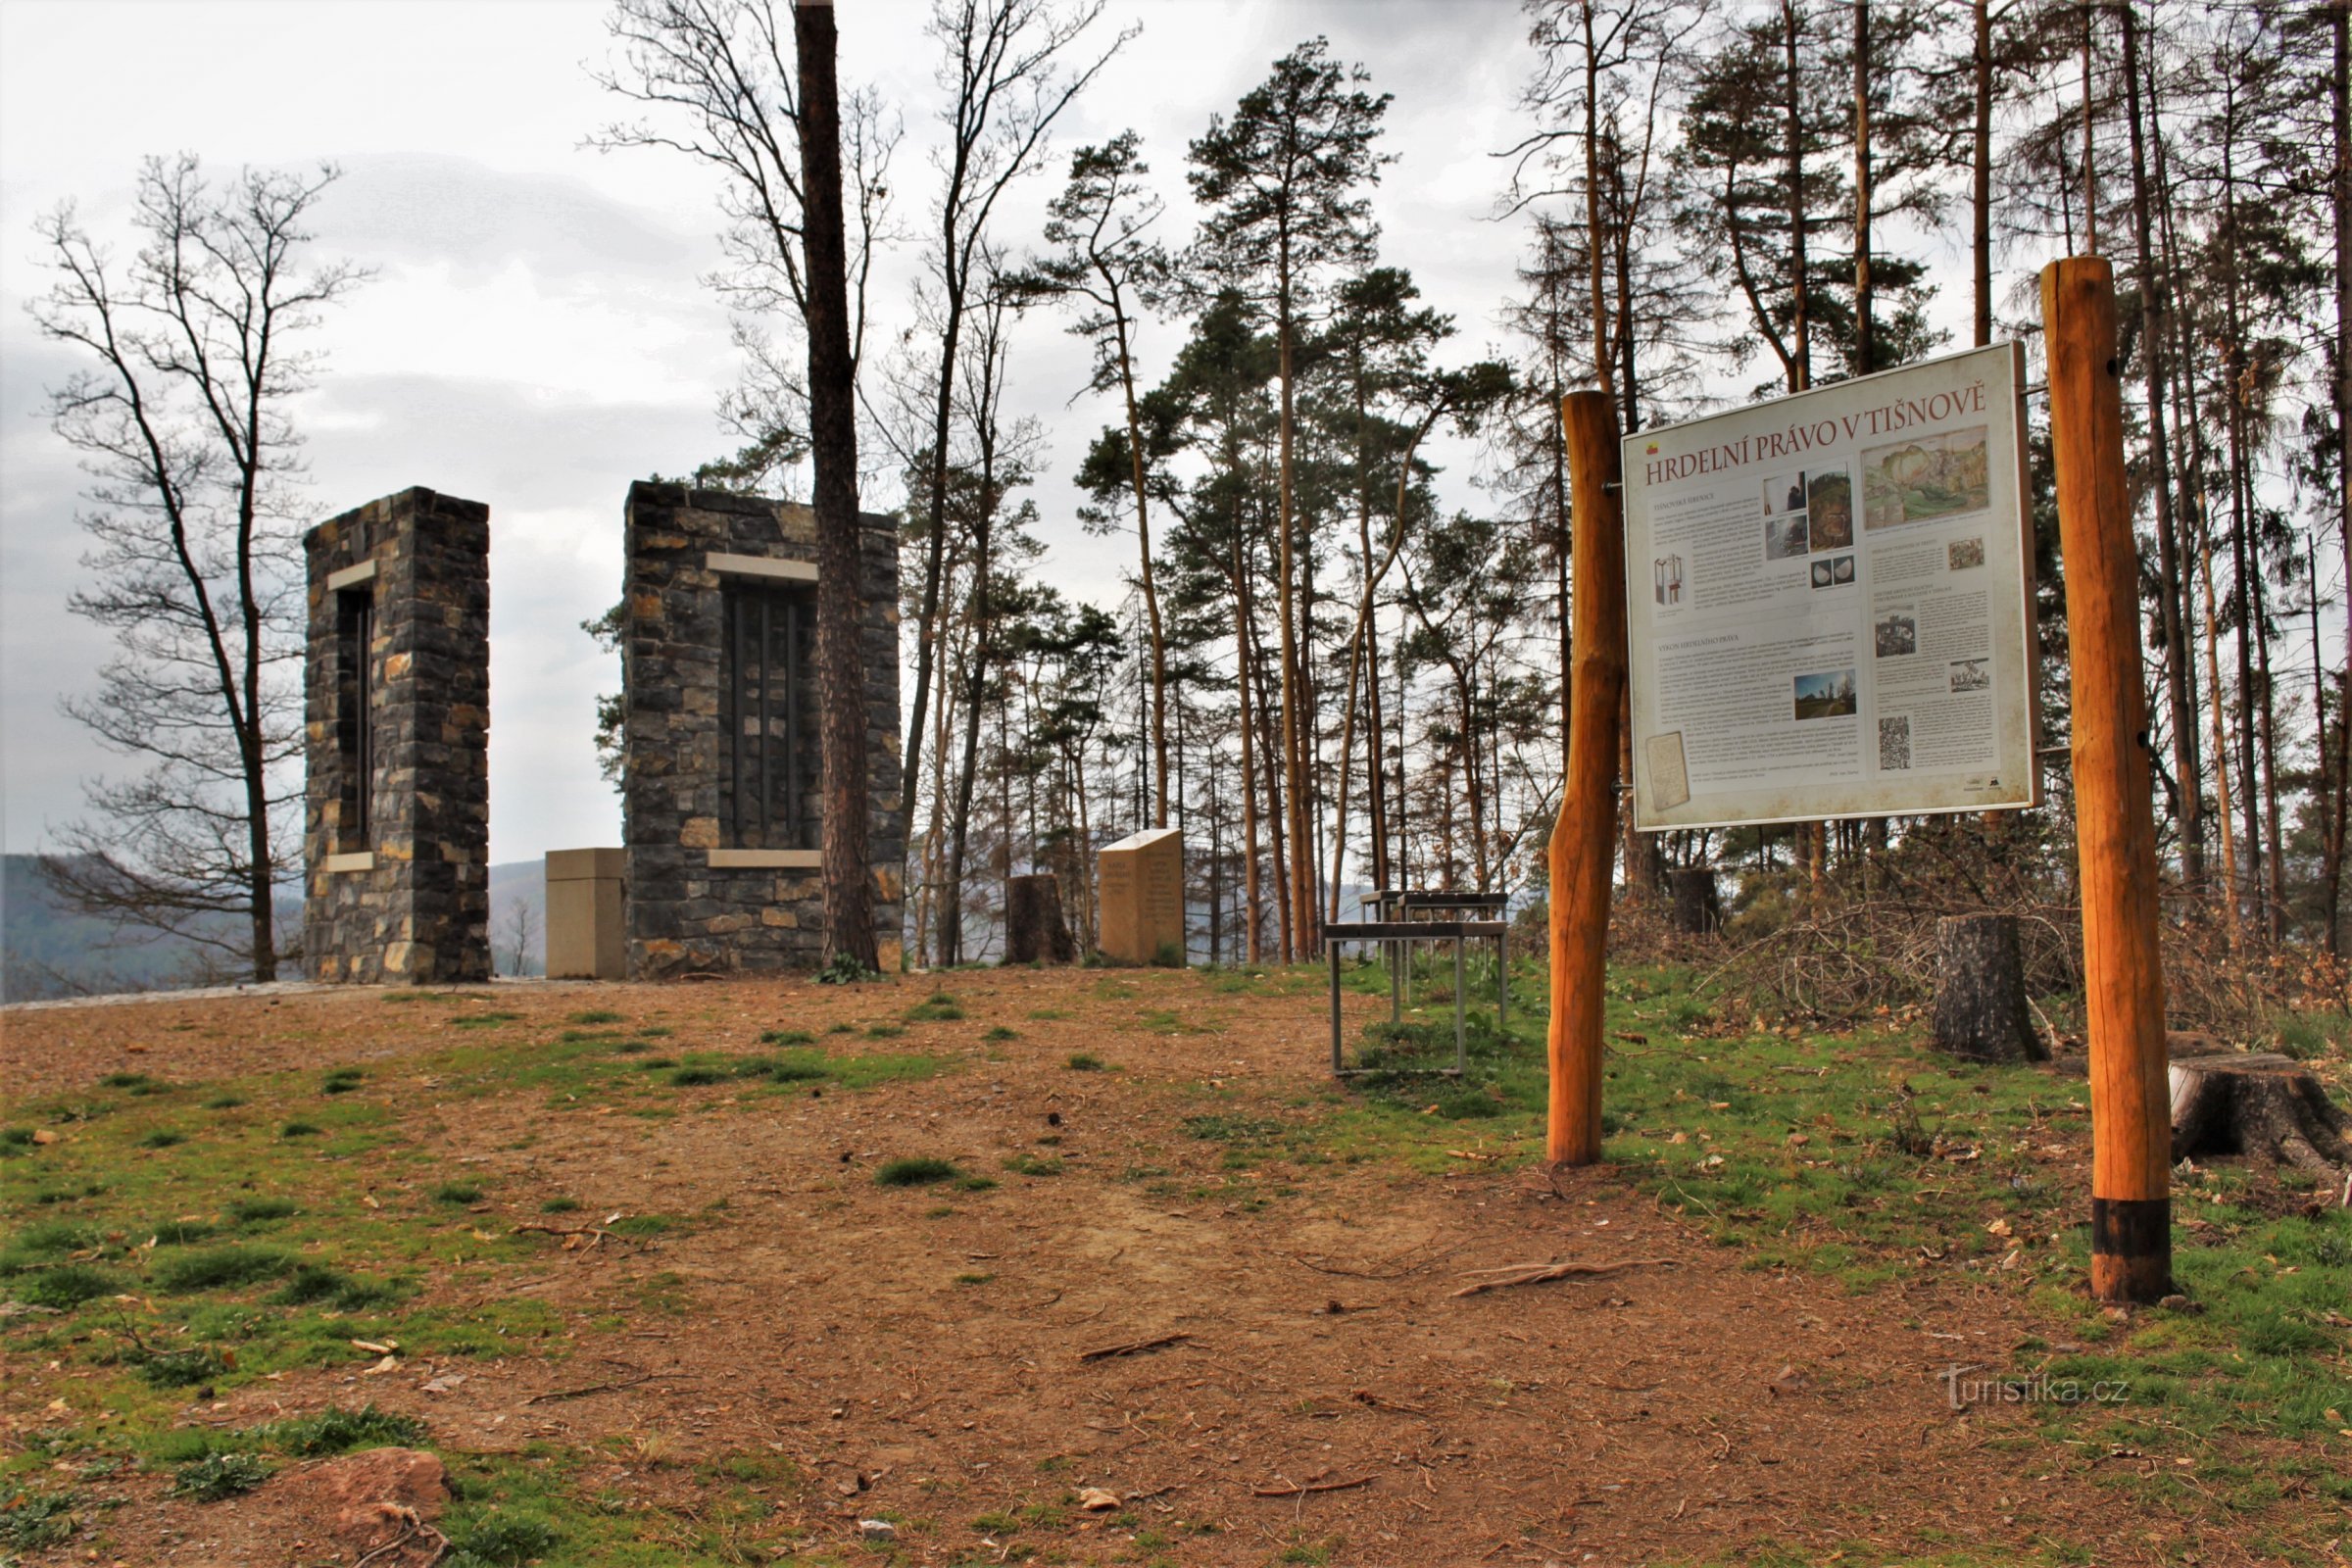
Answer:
[335,589,375,849]
[722,578,819,849]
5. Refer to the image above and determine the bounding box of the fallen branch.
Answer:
[524,1363,686,1404]
[1253,1475,1372,1498]
[1449,1258,1676,1298]
[512,1222,643,1253]
[1349,1389,1429,1415]
[352,1515,450,1568]
[1078,1332,1190,1362]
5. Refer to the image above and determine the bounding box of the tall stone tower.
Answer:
[302,487,492,983]
[618,481,903,976]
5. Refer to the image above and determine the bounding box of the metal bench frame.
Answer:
[1323,917,1509,1077]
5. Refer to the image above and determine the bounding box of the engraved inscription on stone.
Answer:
[1096,826,1184,965]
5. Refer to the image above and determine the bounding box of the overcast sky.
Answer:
[0,0,1557,870]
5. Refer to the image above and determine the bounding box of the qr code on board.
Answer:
[1879,714,1912,771]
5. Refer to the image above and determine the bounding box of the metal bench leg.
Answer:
[1496,928,1507,1030]
[1453,939,1466,1075]
[1329,941,1344,1075]
[1390,940,1401,1023]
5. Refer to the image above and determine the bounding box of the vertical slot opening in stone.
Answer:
[721,578,817,850]
[335,587,375,851]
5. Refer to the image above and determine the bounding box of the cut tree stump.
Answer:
[1665,867,1722,935]
[2169,1052,2352,1179]
[1005,873,1076,965]
[1931,913,2047,1062]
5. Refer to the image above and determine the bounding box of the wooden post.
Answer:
[1547,392,1626,1165]
[2041,257,2173,1303]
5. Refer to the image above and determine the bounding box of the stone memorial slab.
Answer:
[546,849,625,980]
[1097,827,1184,965]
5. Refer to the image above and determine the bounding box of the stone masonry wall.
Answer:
[621,482,903,976]
[303,488,492,983]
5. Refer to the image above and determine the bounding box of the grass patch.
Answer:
[138,1130,186,1149]
[449,1011,523,1030]
[442,1508,560,1566]
[171,1451,272,1501]
[1066,1052,1105,1071]
[983,1026,1020,1042]
[875,1157,961,1188]
[202,1094,246,1109]
[138,1346,232,1388]
[864,1022,906,1039]
[667,1065,728,1086]
[433,1182,485,1205]
[569,1009,624,1025]
[270,1262,402,1310]
[279,1121,322,1139]
[760,1028,814,1046]
[905,991,964,1022]
[608,1214,675,1237]
[152,1246,293,1293]
[1,1489,78,1549]
[541,1197,581,1214]
[1002,1152,1063,1177]
[226,1198,298,1225]
[3,1263,119,1309]
[268,1403,428,1456]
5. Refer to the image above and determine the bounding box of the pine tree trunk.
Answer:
[2122,1,2205,886]
[795,0,876,970]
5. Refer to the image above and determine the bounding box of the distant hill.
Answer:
[2,854,549,1001]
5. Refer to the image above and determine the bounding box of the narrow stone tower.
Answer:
[302,487,491,983]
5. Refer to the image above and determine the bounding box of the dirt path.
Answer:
[0,972,2255,1565]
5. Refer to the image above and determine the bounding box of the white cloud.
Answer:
[2,0,1557,867]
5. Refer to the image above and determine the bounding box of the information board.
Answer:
[1621,342,2037,831]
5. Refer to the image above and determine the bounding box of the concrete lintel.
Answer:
[322,852,375,873]
[325,560,378,592]
[707,848,822,869]
[707,552,817,583]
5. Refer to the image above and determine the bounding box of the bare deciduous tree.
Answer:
[897,0,1132,882]
[593,0,902,490]
[498,895,541,977]
[29,154,365,983]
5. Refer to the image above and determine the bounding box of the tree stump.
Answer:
[2169,1051,2352,1179]
[1931,913,2047,1061]
[1004,873,1075,965]
[1664,867,1722,935]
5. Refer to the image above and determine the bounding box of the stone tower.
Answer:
[302,487,492,983]
[619,481,903,976]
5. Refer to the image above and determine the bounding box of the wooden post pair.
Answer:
[1546,261,2169,1301]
